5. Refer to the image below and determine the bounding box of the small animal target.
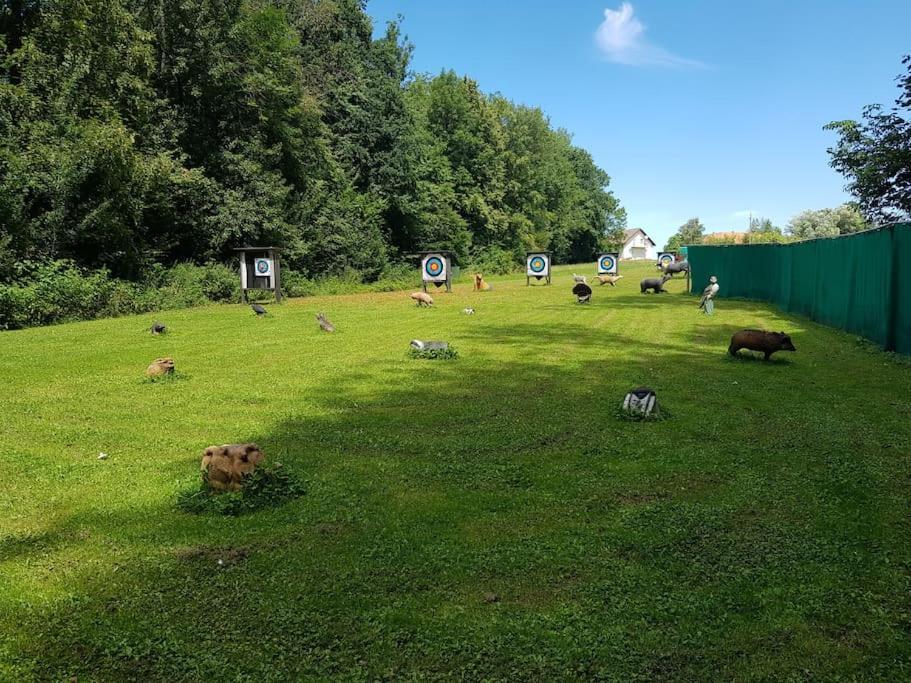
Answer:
[622,387,658,417]
[526,253,550,278]
[254,257,272,277]
[657,252,675,269]
[597,253,619,275]
[421,253,448,282]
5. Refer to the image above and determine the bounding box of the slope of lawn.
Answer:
[1,261,909,681]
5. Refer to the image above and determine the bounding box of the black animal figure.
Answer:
[662,259,690,277]
[572,282,592,303]
[729,330,796,360]
[316,312,335,332]
[251,303,268,316]
[640,275,671,294]
[149,322,167,335]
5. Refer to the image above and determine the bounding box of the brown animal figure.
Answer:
[146,357,175,378]
[410,291,434,307]
[473,273,492,291]
[316,312,335,332]
[729,330,796,360]
[596,274,623,287]
[200,443,265,492]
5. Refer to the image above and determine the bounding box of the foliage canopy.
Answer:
[0,0,624,279]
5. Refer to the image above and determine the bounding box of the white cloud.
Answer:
[595,3,703,68]
[731,209,757,219]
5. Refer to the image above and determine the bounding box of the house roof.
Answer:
[623,228,656,247]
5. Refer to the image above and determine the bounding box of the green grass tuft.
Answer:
[177,465,305,516]
[408,345,460,360]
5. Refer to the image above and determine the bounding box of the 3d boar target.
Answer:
[526,251,552,285]
[597,253,619,275]
[419,251,452,292]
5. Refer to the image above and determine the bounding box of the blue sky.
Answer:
[367,0,911,248]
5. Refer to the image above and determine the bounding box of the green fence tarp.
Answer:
[687,223,911,354]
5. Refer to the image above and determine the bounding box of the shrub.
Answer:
[0,259,416,330]
[467,246,521,275]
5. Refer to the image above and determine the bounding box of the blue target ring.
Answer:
[255,259,270,274]
[529,256,546,273]
[659,253,674,267]
[599,255,616,272]
[425,256,444,278]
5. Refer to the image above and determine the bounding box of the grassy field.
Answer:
[1,261,909,681]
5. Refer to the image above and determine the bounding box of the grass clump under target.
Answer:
[408,345,460,360]
[177,465,305,516]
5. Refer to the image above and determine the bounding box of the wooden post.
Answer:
[273,249,282,302]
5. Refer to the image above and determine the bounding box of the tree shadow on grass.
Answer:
[5,322,910,680]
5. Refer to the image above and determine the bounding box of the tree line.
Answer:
[665,54,911,252]
[0,0,626,283]
[664,206,868,251]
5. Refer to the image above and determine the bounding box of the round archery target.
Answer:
[254,257,272,277]
[422,254,447,281]
[658,252,675,268]
[526,253,550,277]
[598,253,618,274]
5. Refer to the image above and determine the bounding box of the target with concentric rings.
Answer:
[598,254,618,274]
[422,254,447,281]
[658,253,674,268]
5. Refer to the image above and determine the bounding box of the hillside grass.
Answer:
[1,261,909,681]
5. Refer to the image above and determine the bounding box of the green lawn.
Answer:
[1,261,909,681]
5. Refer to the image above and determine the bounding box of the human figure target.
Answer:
[597,253,619,275]
[526,251,552,285]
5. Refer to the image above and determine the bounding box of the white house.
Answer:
[620,228,658,260]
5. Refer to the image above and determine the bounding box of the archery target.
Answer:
[526,253,550,277]
[597,253,619,275]
[254,257,272,277]
[421,253,448,282]
[657,252,675,269]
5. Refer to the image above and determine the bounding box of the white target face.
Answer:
[421,254,448,282]
[597,253,618,275]
[526,253,550,277]
[658,252,675,268]
[254,258,272,277]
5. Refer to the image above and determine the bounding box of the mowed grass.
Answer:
[1,262,910,681]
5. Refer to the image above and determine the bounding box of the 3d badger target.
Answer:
[421,253,447,282]
[597,253,619,275]
[526,253,550,279]
[657,252,675,269]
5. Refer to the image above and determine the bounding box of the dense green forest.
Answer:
[0,0,625,284]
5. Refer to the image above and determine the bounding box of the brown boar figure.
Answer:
[410,291,434,307]
[146,357,175,378]
[729,330,796,360]
[201,443,265,491]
